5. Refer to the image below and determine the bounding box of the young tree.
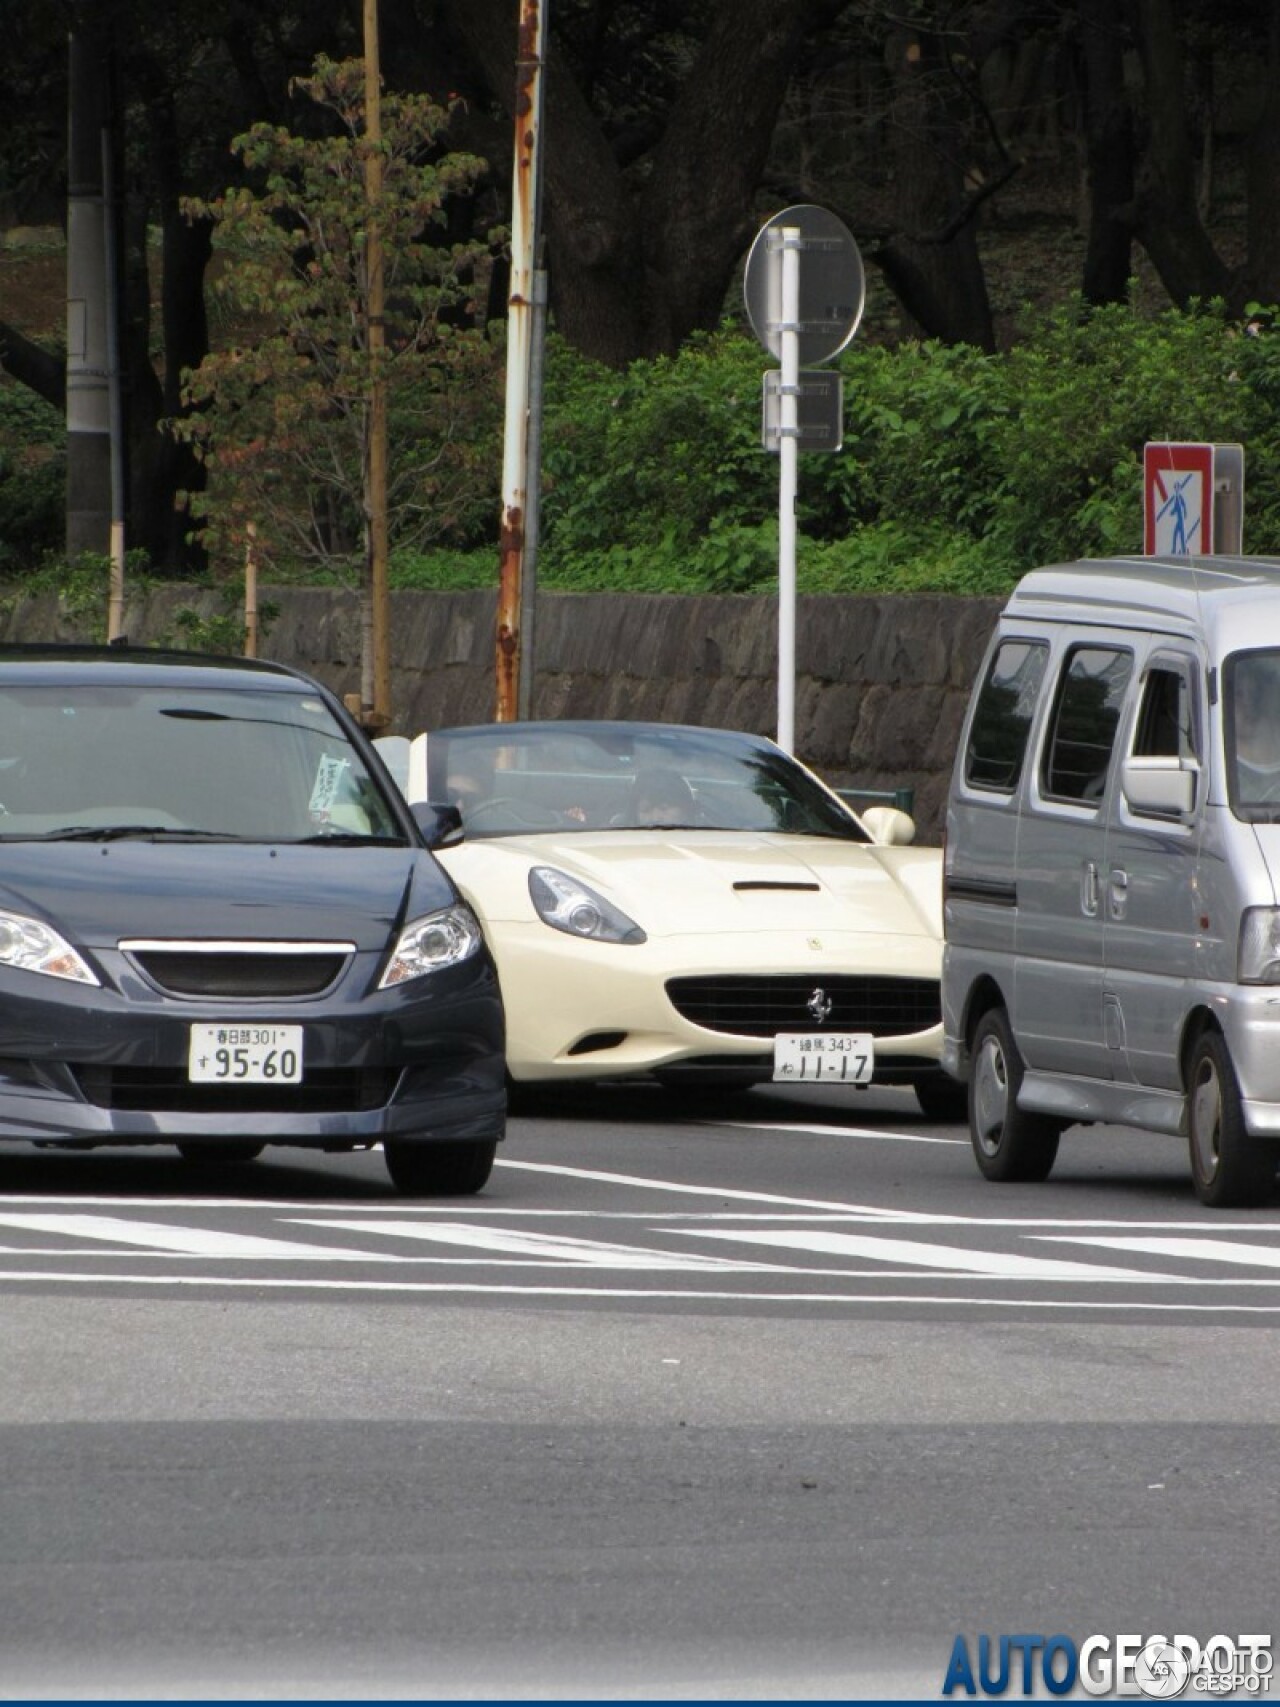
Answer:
[175,54,498,694]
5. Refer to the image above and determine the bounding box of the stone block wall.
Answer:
[0,586,1005,842]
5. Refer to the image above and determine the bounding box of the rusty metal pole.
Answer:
[363,0,391,731]
[496,0,547,722]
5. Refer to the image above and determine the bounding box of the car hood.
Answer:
[0,841,457,950]
[440,830,943,939]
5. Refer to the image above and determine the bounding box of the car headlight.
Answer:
[0,910,98,985]
[379,903,483,987]
[529,867,646,944]
[1239,907,1280,984]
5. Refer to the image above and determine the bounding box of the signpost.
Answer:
[744,206,864,754]
[1143,442,1246,557]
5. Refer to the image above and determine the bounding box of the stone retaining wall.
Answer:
[0,587,1006,842]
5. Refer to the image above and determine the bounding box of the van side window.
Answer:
[1042,645,1133,803]
[964,640,1049,791]
[1132,666,1197,762]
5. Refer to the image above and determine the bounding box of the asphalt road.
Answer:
[2,1082,1279,1701]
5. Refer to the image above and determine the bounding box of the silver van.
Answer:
[942,554,1280,1207]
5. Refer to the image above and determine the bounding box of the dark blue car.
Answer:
[0,648,505,1194]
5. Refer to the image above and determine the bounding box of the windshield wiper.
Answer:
[20,825,251,842]
[291,831,407,846]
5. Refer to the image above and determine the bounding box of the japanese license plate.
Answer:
[188,1024,304,1084]
[773,1031,874,1084]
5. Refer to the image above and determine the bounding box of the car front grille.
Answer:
[665,974,941,1038]
[72,1065,394,1114]
[124,946,351,999]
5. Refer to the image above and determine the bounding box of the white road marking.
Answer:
[3,1269,1280,1312]
[497,1159,949,1220]
[0,1212,397,1262]
[1038,1234,1280,1270]
[670,1227,1176,1281]
[713,1120,965,1146]
[285,1219,784,1271]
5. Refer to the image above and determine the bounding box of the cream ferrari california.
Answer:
[381,720,957,1116]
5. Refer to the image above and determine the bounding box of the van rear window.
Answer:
[965,640,1049,792]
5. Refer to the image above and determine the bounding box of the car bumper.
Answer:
[0,955,506,1147]
[492,924,943,1082]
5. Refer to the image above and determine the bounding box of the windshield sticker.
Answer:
[310,753,350,819]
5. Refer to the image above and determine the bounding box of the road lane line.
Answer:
[711,1121,966,1146]
[1036,1234,1280,1269]
[669,1226,1178,1281]
[496,1159,950,1220]
[0,1212,399,1262]
[3,1269,1280,1310]
[285,1219,787,1270]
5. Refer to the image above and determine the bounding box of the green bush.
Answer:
[0,383,64,574]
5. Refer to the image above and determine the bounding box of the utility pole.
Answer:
[495,0,547,722]
[66,28,112,563]
[361,0,391,731]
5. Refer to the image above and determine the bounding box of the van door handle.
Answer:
[1081,860,1100,917]
[1108,868,1129,920]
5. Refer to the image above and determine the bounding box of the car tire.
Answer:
[968,1008,1060,1182]
[1186,1029,1277,1208]
[176,1141,265,1164]
[912,1072,969,1123]
[383,1137,498,1196]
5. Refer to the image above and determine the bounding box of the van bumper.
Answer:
[1221,987,1280,1135]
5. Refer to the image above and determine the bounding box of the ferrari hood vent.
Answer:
[732,880,821,892]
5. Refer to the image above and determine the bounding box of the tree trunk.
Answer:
[1077,0,1136,306]
[1244,0,1280,307]
[873,27,996,351]
[438,0,828,365]
[1130,0,1232,307]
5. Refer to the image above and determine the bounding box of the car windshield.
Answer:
[0,682,406,843]
[427,724,869,842]
[1228,649,1280,820]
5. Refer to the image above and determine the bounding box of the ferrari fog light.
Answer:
[0,910,98,985]
[380,903,482,987]
[529,867,646,944]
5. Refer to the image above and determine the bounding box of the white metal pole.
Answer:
[777,225,800,753]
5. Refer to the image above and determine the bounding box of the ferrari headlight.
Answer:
[529,867,646,944]
[1239,907,1280,984]
[0,910,98,985]
[380,903,482,987]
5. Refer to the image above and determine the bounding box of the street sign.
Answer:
[762,371,844,452]
[743,205,865,366]
[1144,443,1214,555]
[1143,442,1246,556]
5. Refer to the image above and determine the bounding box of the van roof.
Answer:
[1006,555,1280,655]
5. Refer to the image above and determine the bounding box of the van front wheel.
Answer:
[969,1008,1060,1182]
[1187,1031,1276,1208]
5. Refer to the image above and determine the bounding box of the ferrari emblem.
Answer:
[806,987,834,1023]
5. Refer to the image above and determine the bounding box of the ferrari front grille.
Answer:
[665,974,941,1038]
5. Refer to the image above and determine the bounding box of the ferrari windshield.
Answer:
[427,722,869,842]
[0,682,404,842]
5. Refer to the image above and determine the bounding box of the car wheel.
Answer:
[968,1008,1060,1182]
[1186,1030,1276,1208]
[176,1141,265,1164]
[383,1137,498,1196]
[912,1072,969,1123]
